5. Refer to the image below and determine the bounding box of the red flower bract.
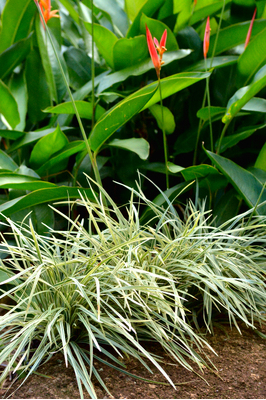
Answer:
[203,16,211,59]
[244,8,257,49]
[146,25,167,79]
[35,0,60,28]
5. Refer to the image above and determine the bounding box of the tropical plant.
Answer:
[1,0,265,230]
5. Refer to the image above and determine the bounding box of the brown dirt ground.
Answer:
[2,322,266,399]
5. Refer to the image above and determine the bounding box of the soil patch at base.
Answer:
[4,323,266,399]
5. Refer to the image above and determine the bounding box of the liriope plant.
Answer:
[0,181,266,398]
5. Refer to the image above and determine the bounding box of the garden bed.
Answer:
[4,323,266,399]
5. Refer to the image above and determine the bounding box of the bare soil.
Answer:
[3,322,266,399]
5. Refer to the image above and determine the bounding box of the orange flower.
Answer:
[146,25,167,79]
[244,8,257,49]
[203,16,211,59]
[35,0,60,27]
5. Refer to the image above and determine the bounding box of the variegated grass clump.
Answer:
[0,183,266,398]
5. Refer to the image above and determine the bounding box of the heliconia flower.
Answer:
[146,25,167,79]
[194,0,197,6]
[203,16,211,59]
[35,0,60,28]
[244,8,257,49]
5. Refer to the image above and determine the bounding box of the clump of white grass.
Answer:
[0,182,265,398]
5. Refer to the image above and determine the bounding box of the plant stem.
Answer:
[91,0,95,129]
[35,2,103,190]
[210,0,226,67]
[193,88,207,165]
[159,78,169,189]
[216,120,230,154]
[205,63,213,153]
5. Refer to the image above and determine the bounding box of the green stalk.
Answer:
[216,120,230,154]
[91,0,95,130]
[193,0,226,164]
[205,60,213,153]
[159,78,169,189]
[210,0,226,67]
[35,2,103,191]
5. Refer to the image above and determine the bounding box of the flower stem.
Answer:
[91,0,95,129]
[35,2,103,190]
[159,78,169,189]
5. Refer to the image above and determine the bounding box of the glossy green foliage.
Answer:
[0,0,265,232]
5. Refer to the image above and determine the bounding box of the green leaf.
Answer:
[140,15,179,51]
[113,36,147,71]
[197,106,226,122]
[0,187,95,217]
[8,127,70,153]
[0,172,55,190]
[186,56,239,72]
[36,141,85,176]
[255,142,266,172]
[0,79,20,129]
[0,130,25,141]
[57,0,79,23]
[216,127,257,153]
[209,20,266,56]
[125,0,147,22]
[107,138,150,160]
[10,203,55,235]
[237,27,266,87]
[94,0,128,37]
[0,0,36,52]
[222,64,266,123]
[82,21,117,69]
[181,164,219,181]
[0,34,32,80]
[126,0,165,38]
[44,101,106,121]
[25,46,51,124]
[64,47,91,89]
[205,149,266,215]
[89,83,158,153]
[36,18,67,103]
[167,162,184,174]
[142,71,210,110]
[190,0,231,25]
[0,150,18,171]
[149,104,176,134]
[242,97,266,113]
[9,69,28,131]
[30,126,69,170]
[97,50,191,94]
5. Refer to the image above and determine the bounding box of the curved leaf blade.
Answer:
[89,84,158,153]
[222,65,266,123]
[44,101,106,121]
[205,149,266,215]
[0,173,55,190]
[0,79,20,129]
[107,138,150,160]
[237,27,266,87]
[0,187,95,217]
[0,0,35,52]
[0,34,32,80]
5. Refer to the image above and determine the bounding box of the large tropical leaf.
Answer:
[0,187,95,217]
[0,80,20,129]
[0,0,36,52]
[208,20,266,55]
[205,150,266,215]
[222,65,266,123]
[44,101,106,121]
[89,83,158,153]
[0,34,32,80]
[237,27,266,87]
